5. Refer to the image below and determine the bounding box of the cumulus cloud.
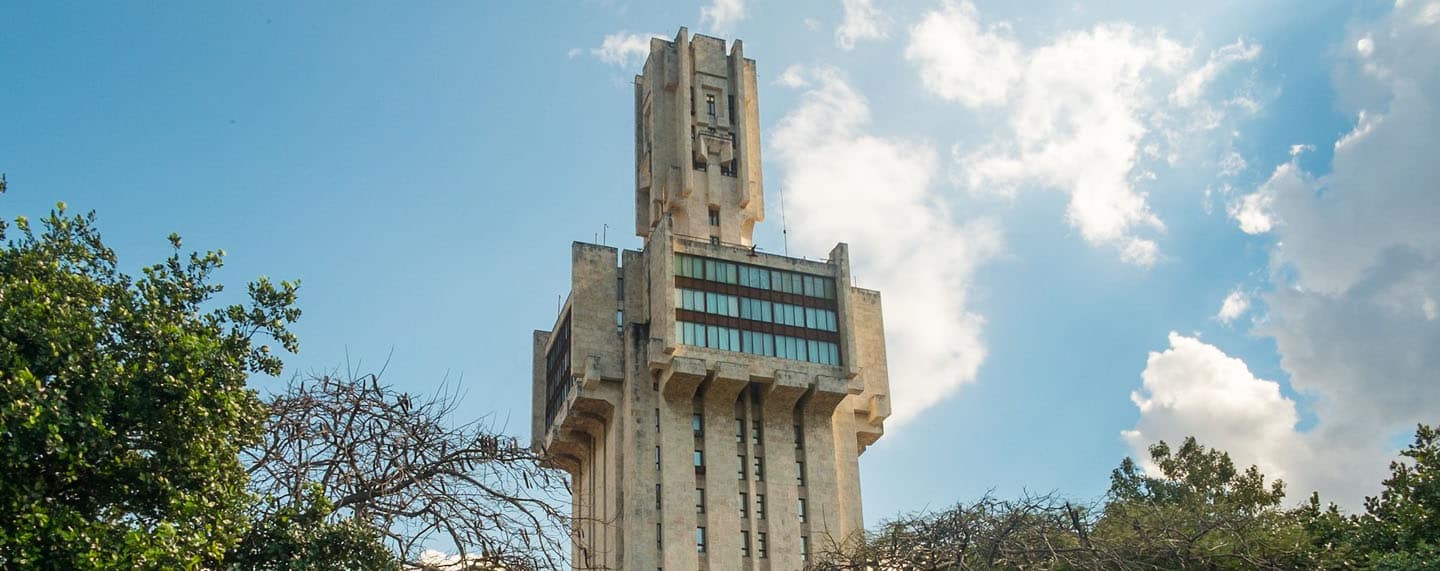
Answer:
[1216,289,1250,324]
[904,1,1022,107]
[1232,8,1440,294]
[910,2,1262,266]
[1125,333,1308,484]
[1140,0,1440,509]
[1125,332,1395,509]
[700,0,746,35]
[836,0,891,50]
[587,32,666,68]
[772,66,1003,428]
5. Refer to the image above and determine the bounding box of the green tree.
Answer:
[0,205,300,568]
[1097,437,1317,569]
[224,487,398,571]
[1351,423,1440,568]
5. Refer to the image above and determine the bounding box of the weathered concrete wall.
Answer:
[635,29,764,247]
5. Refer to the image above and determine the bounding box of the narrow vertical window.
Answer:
[797,461,806,486]
[802,535,810,562]
[741,530,750,557]
[754,456,764,481]
[693,449,704,469]
[708,208,720,226]
[739,492,748,518]
[692,413,703,436]
[758,532,767,558]
[655,483,661,509]
[738,455,746,480]
[706,94,716,119]
[735,418,744,444]
[696,527,706,553]
[752,421,763,446]
[655,408,660,432]
[655,446,661,470]
[757,494,766,519]
[798,497,807,523]
[696,488,705,513]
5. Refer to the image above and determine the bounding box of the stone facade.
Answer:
[533,28,891,570]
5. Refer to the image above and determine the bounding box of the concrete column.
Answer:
[831,407,864,542]
[700,362,748,567]
[660,358,705,571]
[804,374,854,555]
[759,370,809,571]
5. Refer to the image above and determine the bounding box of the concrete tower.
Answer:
[533,28,891,570]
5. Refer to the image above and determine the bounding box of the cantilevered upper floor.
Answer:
[531,217,891,469]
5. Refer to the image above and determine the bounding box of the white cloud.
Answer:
[1120,237,1160,267]
[772,66,1003,428]
[1356,35,1375,57]
[914,3,1263,266]
[775,64,809,88]
[1219,150,1248,177]
[904,1,1022,108]
[836,0,891,50]
[1226,163,1291,235]
[1123,333,1392,506]
[1216,289,1250,324]
[1171,39,1262,108]
[1155,0,1440,509]
[700,0,746,35]
[588,32,665,68]
[1124,333,1307,485]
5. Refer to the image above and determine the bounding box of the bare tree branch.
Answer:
[243,370,576,570]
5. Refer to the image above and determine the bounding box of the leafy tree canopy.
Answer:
[224,486,398,571]
[0,205,299,568]
[1348,424,1440,569]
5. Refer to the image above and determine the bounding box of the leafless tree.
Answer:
[244,370,574,570]
[811,492,1126,571]
[811,443,1323,571]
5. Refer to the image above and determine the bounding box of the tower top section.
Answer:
[634,28,765,246]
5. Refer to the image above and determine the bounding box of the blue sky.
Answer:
[3,0,1437,525]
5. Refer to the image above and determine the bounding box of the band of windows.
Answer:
[677,321,841,365]
[675,288,838,332]
[675,254,837,299]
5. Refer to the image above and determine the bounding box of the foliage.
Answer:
[0,205,299,568]
[1096,437,1316,569]
[224,486,398,571]
[244,371,573,569]
[810,492,1102,570]
[819,427,1440,570]
[816,438,1318,570]
[1299,423,1440,569]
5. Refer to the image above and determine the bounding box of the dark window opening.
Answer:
[543,313,572,430]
